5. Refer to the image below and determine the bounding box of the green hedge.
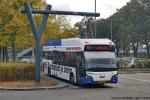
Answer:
[0,62,35,81]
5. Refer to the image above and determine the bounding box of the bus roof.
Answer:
[43,38,114,51]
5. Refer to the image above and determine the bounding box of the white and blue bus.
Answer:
[42,38,118,85]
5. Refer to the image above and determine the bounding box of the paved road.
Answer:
[0,73,150,100]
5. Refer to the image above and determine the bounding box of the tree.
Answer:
[0,0,78,61]
[74,22,86,38]
[96,0,150,58]
[0,0,45,61]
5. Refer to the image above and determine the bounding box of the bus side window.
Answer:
[58,52,64,65]
[42,51,46,59]
[53,51,58,64]
[59,52,64,65]
[47,51,51,59]
[70,52,77,67]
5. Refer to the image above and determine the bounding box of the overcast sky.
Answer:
[46,0,130,25]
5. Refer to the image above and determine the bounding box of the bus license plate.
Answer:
[99,81,106,84]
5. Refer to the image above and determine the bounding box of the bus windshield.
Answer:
[85,58,117,68]
[84,52,117,71]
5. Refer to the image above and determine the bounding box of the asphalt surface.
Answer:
[0,73,150,100]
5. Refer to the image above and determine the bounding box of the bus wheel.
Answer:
[48,68,51,77]
[70,74,75,85]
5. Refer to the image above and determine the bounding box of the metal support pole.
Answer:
[24,3,39,39]
[94,0,97,38]
[24,3,52,83]
[21,9,100,17]
[35,38,41,83]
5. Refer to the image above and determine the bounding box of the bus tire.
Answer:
[48,68,51,77]
[70,73,75,85]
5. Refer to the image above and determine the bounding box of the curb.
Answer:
[0,75,69,91]
[0,84,69,91]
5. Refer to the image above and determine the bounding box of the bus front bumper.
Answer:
[80,74,118,85]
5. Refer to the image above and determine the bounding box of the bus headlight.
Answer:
[110,74,118,83]
[85,75,93,79]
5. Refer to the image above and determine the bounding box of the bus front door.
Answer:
[76,52,85,83]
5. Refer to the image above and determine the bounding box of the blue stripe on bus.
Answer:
[44,40,61,46]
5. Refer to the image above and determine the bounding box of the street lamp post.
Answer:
[94,0,97,38]
[110,19,113,40]
[110,18,123,41]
